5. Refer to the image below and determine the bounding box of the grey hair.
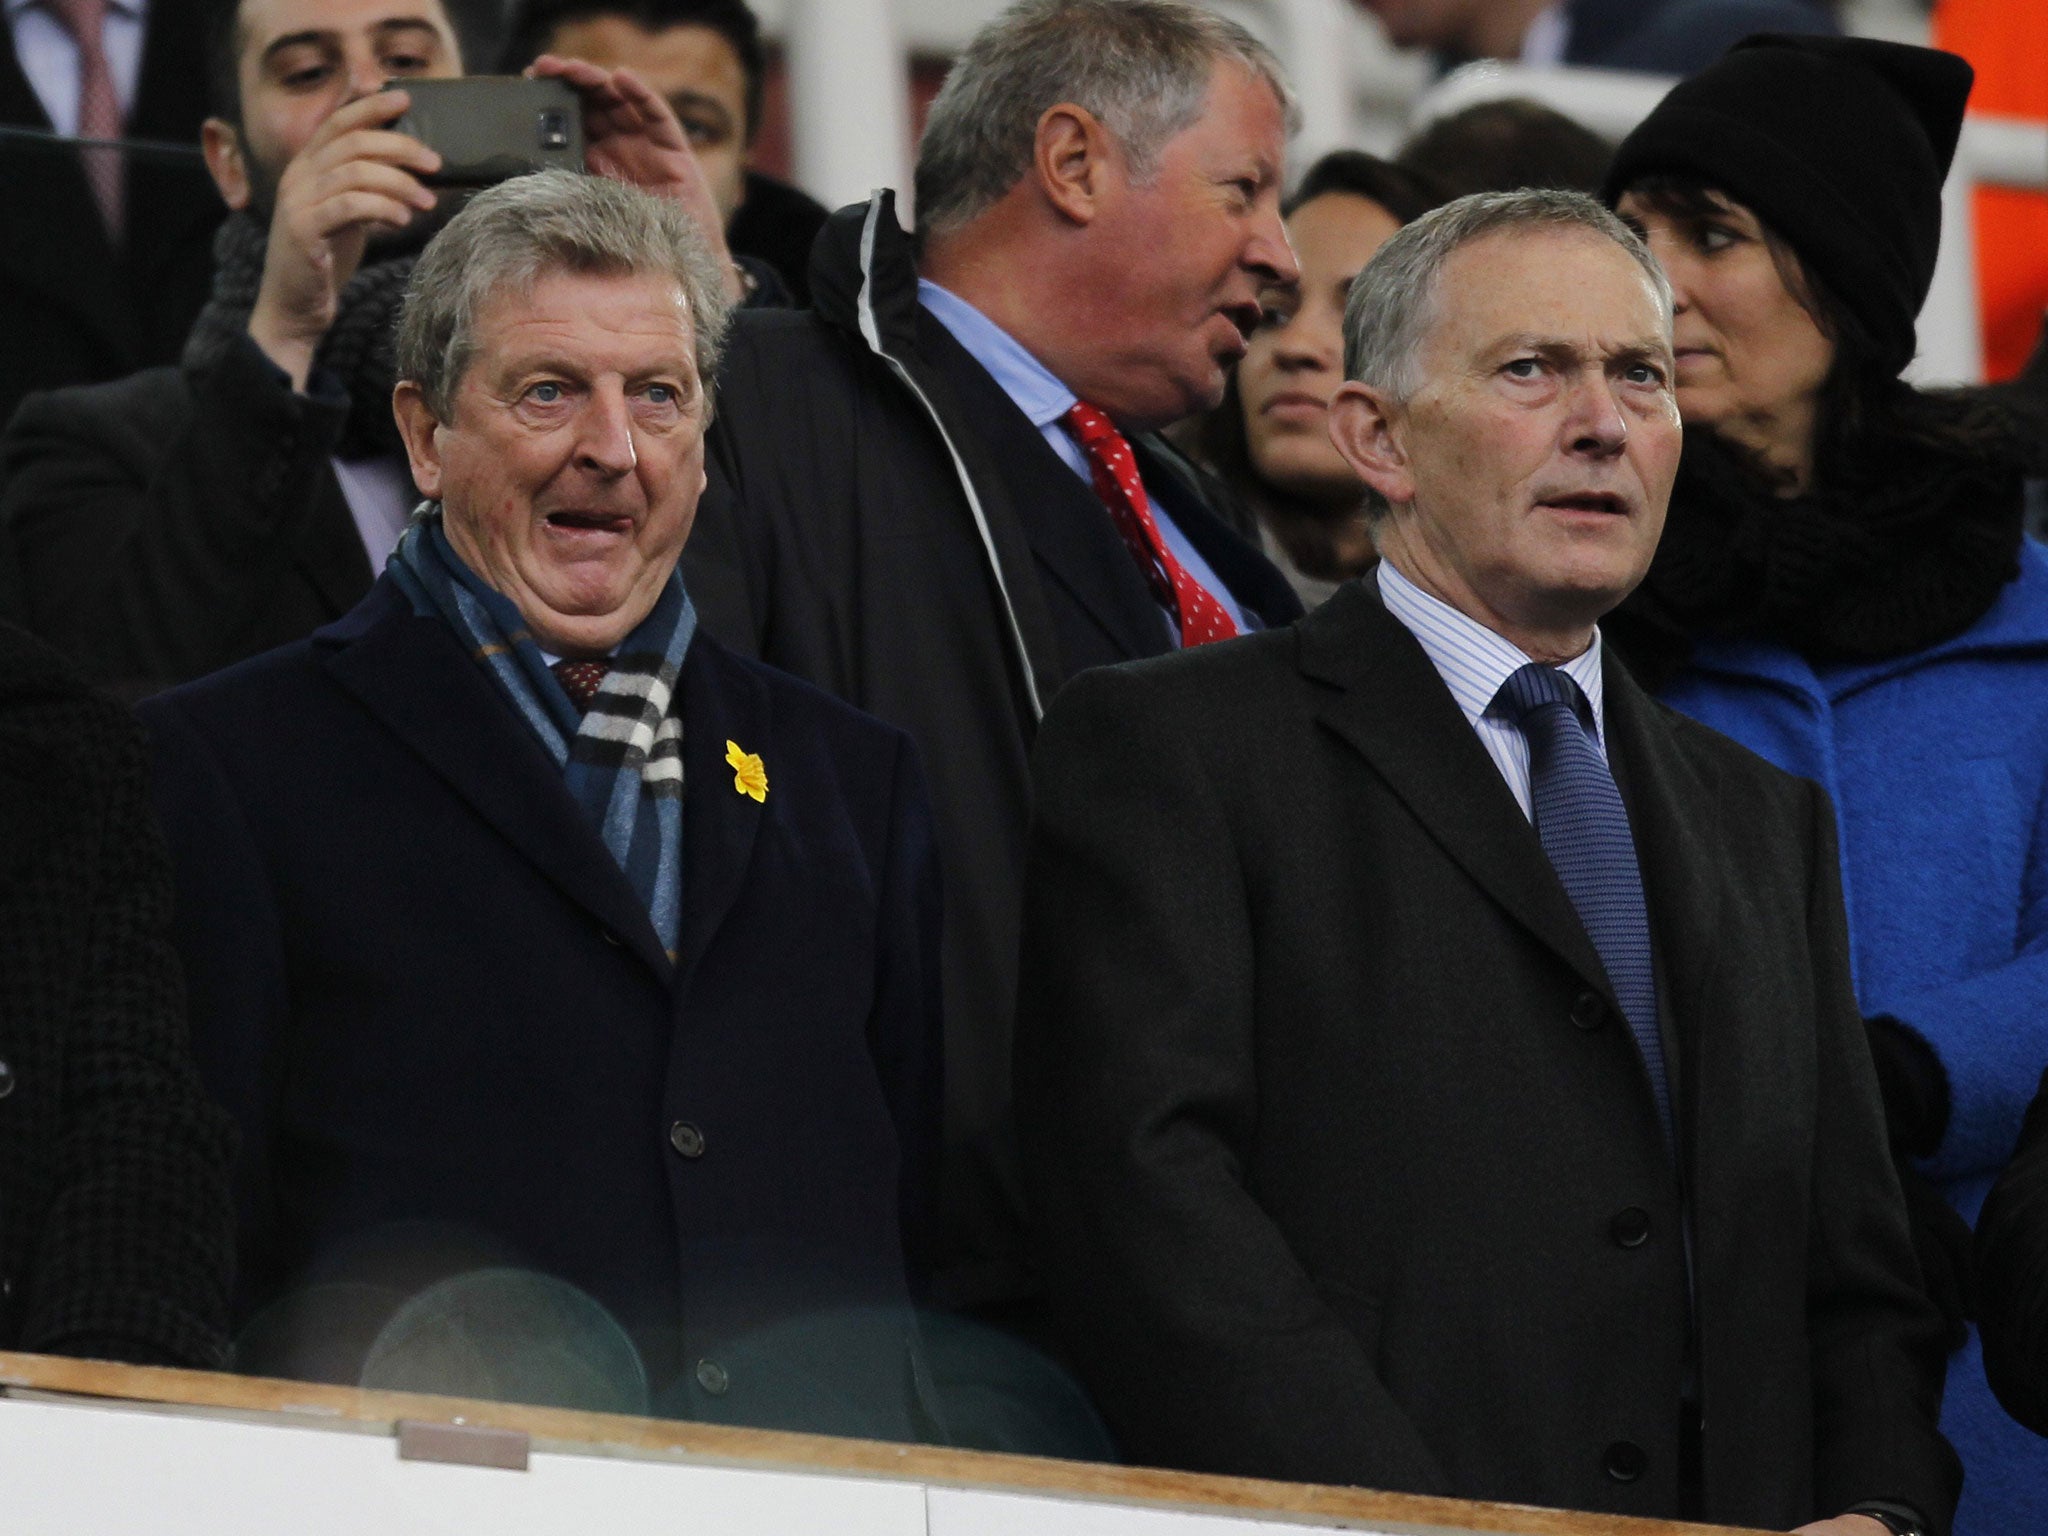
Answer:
[1343,187,1672,401]
[913,0,1299,239]
[397,169,731,421]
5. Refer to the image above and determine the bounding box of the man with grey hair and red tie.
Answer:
[684,0,1304,1366]
[1017,187,1958,1534]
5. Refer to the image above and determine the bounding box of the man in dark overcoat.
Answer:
[1017,191,1958,1535]
[683,0,1304,1333]
[141,171,943,1436]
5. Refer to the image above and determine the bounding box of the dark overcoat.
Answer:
[0,620,233,1365]
[139,579,943,1434]
[685,192,1302,1312]
[1017,583,1959,1531]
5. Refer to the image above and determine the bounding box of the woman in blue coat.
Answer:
[1605,34,2048,1536]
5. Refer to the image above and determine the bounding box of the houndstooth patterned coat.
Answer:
[0,620,232,1367]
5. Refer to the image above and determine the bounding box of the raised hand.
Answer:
[247,89,441,391]
[528,54,741,303]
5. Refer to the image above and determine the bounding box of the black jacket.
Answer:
[1977,1064,2048,1437]
[1017,584,1958,1530]
[0,620,233,1367]
[729,170,829,307]
[0,0,222,429]
[0,333,372,698]
[140,579,943,1431]
[684,193,1302,1312]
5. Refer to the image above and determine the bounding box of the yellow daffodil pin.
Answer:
[726,740,768,803]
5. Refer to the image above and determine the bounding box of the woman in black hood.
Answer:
[1605,34,2048,1535]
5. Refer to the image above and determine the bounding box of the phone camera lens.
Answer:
[538,110,570,151]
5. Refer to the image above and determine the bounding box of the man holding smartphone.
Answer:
[0,0,735,697]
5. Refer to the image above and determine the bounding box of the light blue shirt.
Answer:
[916,277,1252,644]
[6,0,147,138]
[1376,559,1607,822]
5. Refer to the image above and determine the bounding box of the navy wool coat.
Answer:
[140,577,943,1436]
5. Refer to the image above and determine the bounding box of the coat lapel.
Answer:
[320,583,673,980]
[672,639,767,987]
[917,313,1171,664]
[1300,584,1617,1005]
[296,469,380,618]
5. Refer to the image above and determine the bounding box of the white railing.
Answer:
[1410,62,2048,386]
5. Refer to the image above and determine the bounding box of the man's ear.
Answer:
[201,118,252,211]
[392,381,446,502]
[1033,103,1115,226]
[1329,380,1416,509]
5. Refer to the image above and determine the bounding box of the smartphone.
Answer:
[391,77,584,187]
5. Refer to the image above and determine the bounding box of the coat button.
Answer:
[0,1274,13,1304]
[601,930,623,947]
[1570,993,1606,1031]
[1610,1207,1651,1248]
[695,1359,729,1395]
[1602,1441,1647,1482]
[0,1058,15,1098]
[669,1121,705,1158]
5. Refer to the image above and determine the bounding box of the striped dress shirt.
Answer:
[1375,559,1608,823]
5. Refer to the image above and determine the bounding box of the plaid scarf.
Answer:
[388,507,696,959]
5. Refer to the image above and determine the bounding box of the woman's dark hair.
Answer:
[1397,99,1613,201]
[1289,151,1442,224]
[501,0,767,142]
[1191,151,1444,540]
[1624,173,2030,489]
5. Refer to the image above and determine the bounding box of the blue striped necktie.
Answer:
[1495,663,1673,1151]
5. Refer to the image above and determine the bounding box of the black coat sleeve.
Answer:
[0,335,351,690]
[7,660,235,1367]
[1799,781,1964,1532]
[1014,662,1450,1490]
[1977,1064,2048,1437]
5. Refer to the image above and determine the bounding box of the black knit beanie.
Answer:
[1602,34,1974,377]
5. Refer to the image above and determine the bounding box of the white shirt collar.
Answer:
[1377,558,1607,741]
[916,277,1078,432]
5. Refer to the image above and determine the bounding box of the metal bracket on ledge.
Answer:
[395,1418,531,1472]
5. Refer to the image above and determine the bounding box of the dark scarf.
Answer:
[182,211,414,462]
[1610,416,2029,686]
[388,508,697,959]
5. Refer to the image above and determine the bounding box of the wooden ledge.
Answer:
[0,1351,1760,1535]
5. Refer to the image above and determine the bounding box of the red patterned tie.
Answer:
[552,659,611,712]
[1060,402,1239,648]
[44,0,124,243]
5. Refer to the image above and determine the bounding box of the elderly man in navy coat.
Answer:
[141,169,942,1437]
